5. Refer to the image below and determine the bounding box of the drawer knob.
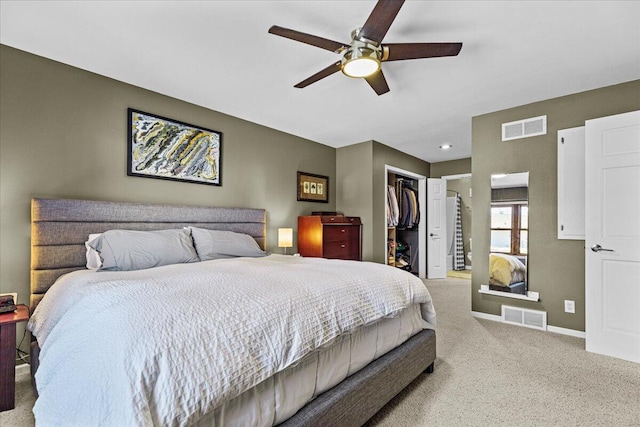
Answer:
[341,244,346,248]
[341,229,346,233]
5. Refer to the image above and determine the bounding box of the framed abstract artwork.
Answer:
[297,171,329,203]
[127,108,222,186]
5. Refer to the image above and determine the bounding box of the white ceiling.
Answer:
[2,1,639,163]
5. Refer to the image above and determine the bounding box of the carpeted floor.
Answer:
[2,278,639,426]
[366,278,640,426]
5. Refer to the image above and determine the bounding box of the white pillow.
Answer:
[88,228,200,271]
[188,227,267,261]
[85,233,102,270]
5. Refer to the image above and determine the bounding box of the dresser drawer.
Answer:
[323,225,360,243]
[323,240,360,259]
[320,215,350,224]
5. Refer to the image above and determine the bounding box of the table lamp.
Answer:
[278,228,293,255]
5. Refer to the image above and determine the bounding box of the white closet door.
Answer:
[427,178,446,278]
[585,110,640,363]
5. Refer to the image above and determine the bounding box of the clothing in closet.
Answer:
[387,185,399,227]
[397,183,419,228]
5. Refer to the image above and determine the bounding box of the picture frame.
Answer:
[297,171,329,203]
[127,108,222,186]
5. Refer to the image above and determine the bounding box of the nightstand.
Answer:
[0,304,29,412]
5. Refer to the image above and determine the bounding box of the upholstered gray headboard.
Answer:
[30,198,266,310]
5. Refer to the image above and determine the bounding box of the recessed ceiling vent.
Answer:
[502,115,547,141]
[501,305,547,331]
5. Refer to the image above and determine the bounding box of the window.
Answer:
[490,204,528,255]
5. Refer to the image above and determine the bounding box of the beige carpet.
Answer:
[367,278,640,427]
[3,278,639,426]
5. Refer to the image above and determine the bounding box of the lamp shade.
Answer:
[278,228,293,248]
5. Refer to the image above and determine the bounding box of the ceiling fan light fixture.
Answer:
[341,46,381,78]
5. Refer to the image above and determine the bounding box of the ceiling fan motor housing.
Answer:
[341,32,383,78]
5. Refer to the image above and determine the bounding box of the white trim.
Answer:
[385,165,427,279]
[387,165,427,181]
[478,286,539,302]
[547,325,586,338]
[471,311,501,322]
[472,312,586,339]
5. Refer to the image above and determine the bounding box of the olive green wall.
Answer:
[471,79,640,331]
[336,141,430,264]
[336,142,374,260]
[430,158,472,178]
[0,45,336,311]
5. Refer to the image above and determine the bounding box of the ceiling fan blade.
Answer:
[364,70,390,96]
[269,26,347,53]
[359,0,405,43]
[383,42,463,61]
[294,62,342,88]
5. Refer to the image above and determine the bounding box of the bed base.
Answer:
[280,328,436,427]
[30,329,435,425]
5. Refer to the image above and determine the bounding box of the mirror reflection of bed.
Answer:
[488,172,529,294]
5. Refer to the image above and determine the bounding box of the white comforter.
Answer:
[29,254,435,427]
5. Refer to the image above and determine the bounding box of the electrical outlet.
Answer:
[564,300,575,314]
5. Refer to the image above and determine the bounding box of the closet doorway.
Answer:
[443,173,472,279]
[385,165,426,279]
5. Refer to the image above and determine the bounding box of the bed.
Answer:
[488,252,527,294]
[28,198,436,426]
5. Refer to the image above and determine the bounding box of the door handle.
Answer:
[591,244,614,253]
[430,233,439,237]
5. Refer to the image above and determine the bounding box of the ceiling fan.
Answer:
[268,0,462,95]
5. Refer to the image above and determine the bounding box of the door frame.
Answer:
[385,165,427,278]
[441,173,472,270]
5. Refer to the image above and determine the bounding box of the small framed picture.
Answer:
[297,171,329,203]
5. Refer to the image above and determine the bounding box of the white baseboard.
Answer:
[547,325,586,338]
[471,311,501,322]
[471,311,585,338]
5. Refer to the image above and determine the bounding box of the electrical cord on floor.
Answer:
[15,304,31,364]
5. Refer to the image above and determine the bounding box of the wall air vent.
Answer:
[502,115,547,141]
[501,305,547,331]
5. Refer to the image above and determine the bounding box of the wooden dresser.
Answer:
[298,215,362,261]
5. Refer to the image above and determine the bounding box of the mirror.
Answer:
[488,172,529,295]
